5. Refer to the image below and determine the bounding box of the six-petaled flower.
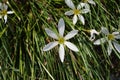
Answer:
[43,18,79,62]
[65,0,90,25]
[94,27,120,55]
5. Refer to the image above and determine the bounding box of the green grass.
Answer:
[0,0,120,80]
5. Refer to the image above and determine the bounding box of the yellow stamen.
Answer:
[108,34,114,40]
[0,10,7,15]
[73,9,80,15]
[82,0,88,3]
[58,37,65,44]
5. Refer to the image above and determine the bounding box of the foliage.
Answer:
[0,0,120,80]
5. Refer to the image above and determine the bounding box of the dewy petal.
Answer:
[58,18,65,36]
[113,41,120,53]
[78,14,85,25]
[81,9,90,14]
[45,28,58,39]
[59,44,65,62]
[88,0,96,5]
[43,41,58,51]
[73,15,78,25]
[65,0,75,9]
[64,41,79,52]
[64,30,78,40]
[7,11,14,14]
[101,27,109,35]
[4,15,7,23]
[65,10,74,16]
[94,38,106,45]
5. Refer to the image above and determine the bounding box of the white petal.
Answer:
[79,2,86,8]
[45,28,58,39]
[78,3,90,9]
[78,14,85,25]
[113,41,120,53]
[65,0,75,9]
[115,35,120,39]
[43,42,58,51]
[59,44,65,62]
[88,0,96,5]
[64,41,79,52]
[7,11,14,14]
[4,15,7,23]
[77,4,82,10]
[107,41,112,55]
[112,32,119,35]
[64,30,78,40]
[94,38,106,45]
[89,29,99,41]
[81,9,90,13]
[90,29,99,35]
[84,3,90,9]
[58,18,65,36]
[73,15,78,25]
[107,45,112,56]
[3,3,8,10]
[101,27,109,35]
[89,34,95,41]
[65,10,74,16]
[89,36,95,41]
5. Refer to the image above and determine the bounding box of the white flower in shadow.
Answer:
[94,27,120,55]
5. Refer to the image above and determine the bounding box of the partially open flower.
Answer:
[82,0,96,6]
[83,29,99,41]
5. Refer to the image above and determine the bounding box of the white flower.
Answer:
[89,29,100,41]
[43,18,79,62]
[83,29,99,41]
[82,0,96,6]
[65,0,90,25]
[81,0,96,10]
[94,27,120,55]
[0,3,14,23]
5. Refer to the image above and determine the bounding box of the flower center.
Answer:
[58,37,65,44]
[108,34,114,40]
[82,0,88,3]
[73,9,80,15]
[0,10,7,15]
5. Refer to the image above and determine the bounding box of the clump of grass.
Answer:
[0,0,120,80]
